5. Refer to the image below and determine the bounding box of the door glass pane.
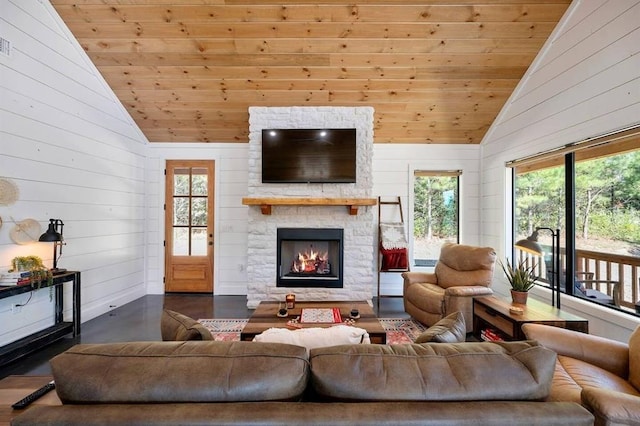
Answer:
[192,168,208,196]
[173,228,189,255]
[173,198,190,226]
[192,198,207,226]
[168,163,212,258]
[191,228,207,255]
[413,175,459,267]
[174,168,190,196]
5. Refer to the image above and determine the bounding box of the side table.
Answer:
[473,296,588,341]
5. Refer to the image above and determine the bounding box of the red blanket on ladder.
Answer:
[380,242,408,271]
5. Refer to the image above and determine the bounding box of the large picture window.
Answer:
[511,128,640,314]
[514,163,566,293]
[412,171,460,267]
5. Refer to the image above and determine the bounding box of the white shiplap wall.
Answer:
[373,144,481,295]
[481,0,640,340]
[145,144,249,296]
[0,1,148,345]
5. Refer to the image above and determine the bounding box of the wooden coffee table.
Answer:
[241,301,386,344]
[1,375,60,425]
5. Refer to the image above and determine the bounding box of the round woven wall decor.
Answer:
[0,178,19,206]
[10,218,42,245]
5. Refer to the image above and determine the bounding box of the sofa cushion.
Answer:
[414,311,466,343]
[310,341,555,401]
[50,341,309,403]
[160,309,213,341]
[254,325,370,352]
[629,325,640,390]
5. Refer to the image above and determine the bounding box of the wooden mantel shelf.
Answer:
[242,197,377,215]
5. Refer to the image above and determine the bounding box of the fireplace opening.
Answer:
[277,228,343,288]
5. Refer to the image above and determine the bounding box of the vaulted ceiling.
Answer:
[50,1,571,143]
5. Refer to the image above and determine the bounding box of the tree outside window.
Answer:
[514,143,639,312]
[412,171,459,267]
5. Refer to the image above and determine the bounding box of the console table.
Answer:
[0,271,81,367]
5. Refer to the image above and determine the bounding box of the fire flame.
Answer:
[292,248,329,273]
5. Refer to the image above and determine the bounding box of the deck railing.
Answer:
[516,248,640,313]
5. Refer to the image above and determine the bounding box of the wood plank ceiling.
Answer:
[50,1,571,143]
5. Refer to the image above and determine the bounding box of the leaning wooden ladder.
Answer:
[377,196,410,300]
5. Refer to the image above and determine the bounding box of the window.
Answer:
[511,127,640,314]
[412,171,460,267]
[514,163,566,292]
[574,149,640,308]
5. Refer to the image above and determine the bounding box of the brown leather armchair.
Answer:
[402,242,496,333]
[523,323,640,426]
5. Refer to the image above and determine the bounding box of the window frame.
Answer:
[410,170,461,268]
[509,126,640,314]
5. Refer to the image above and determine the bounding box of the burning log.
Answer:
[291,246,331,275]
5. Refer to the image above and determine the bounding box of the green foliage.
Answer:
[588,210,640,242]
[500,258,538,292]
[515,150,639,248]
[10,255,53,288]
[515,167,565,235]
[413,176,458,240]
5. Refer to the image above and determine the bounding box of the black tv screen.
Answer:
[261,128,357,183]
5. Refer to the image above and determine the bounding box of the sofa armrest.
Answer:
[522,323,629,378]
[402,272,437,285]
[581,387,640,426]
[445,286,494,297]
[402,272,438,295]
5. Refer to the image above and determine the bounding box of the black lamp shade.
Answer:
[39,220,62,242]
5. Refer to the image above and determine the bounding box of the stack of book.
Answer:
[480,328,504,342]
[0,271,32,286]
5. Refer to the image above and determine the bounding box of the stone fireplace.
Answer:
[245,106,375,308]
[276,228,344,288]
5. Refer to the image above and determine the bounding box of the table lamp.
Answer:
[39,218,67,274]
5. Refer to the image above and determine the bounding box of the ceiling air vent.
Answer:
[0,37,11,57]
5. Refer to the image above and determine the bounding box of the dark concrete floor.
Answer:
[0,295,407,379]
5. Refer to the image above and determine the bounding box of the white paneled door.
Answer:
[164,160,215,293]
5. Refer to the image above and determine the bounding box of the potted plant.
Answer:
[10,255,53,289]
[500,258,538,304]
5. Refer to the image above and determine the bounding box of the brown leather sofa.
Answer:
[402,242,496,332]
[523,323,640,425]
[12,340,593,425]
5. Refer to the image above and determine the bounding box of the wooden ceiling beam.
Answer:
[54,4,569,23]
[80,38,548,55]
[97,65,527,80]
[119,93,508,107]
[88,52,534,67]
[103,76,518,91]
[57,22,559,39]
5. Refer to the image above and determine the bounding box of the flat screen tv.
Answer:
[261,128,357,183]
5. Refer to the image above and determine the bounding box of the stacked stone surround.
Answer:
[246,106,375,308]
